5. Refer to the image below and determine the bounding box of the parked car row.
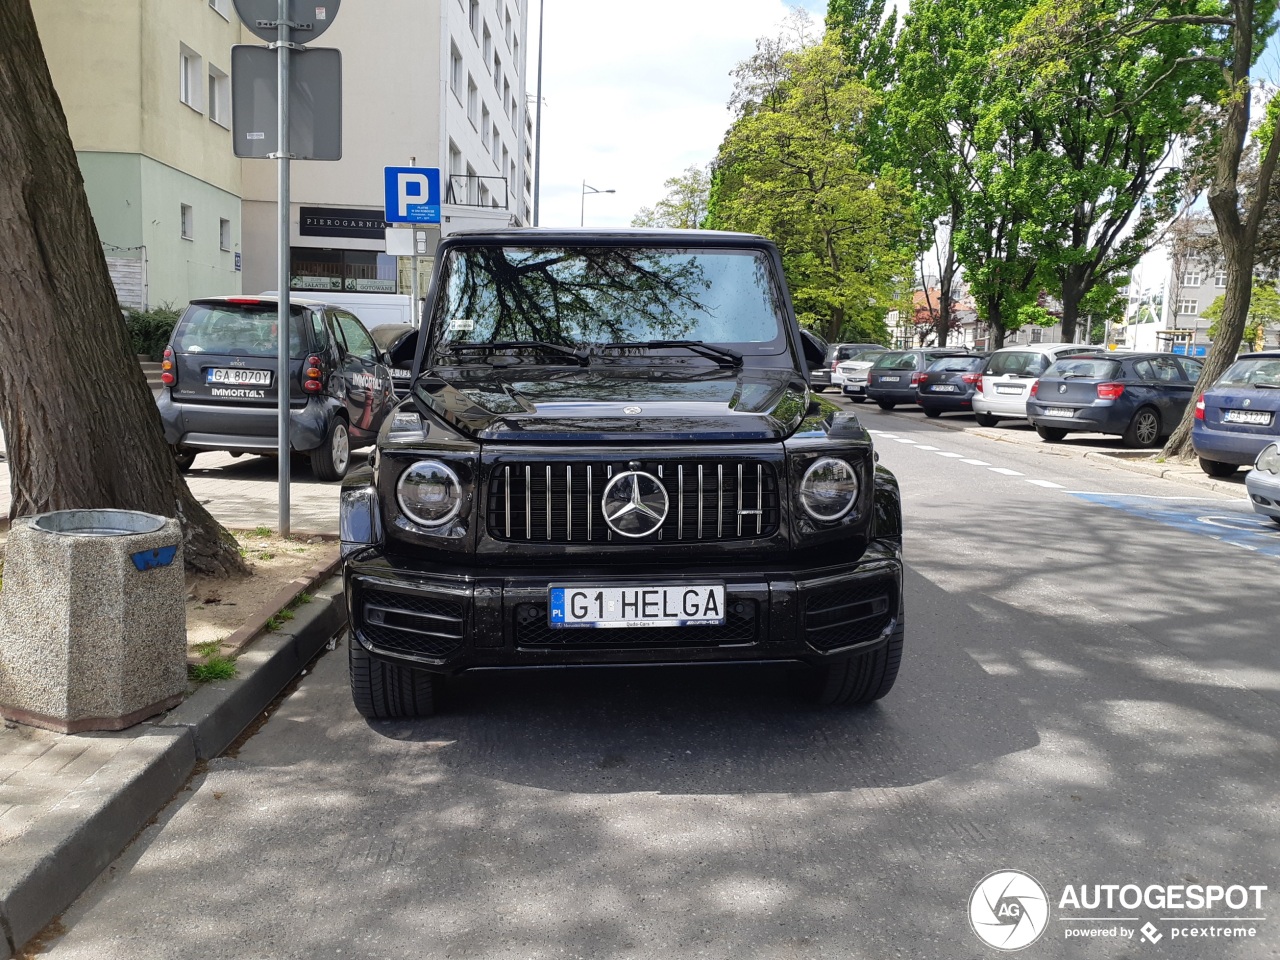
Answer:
[839,339,1280,483]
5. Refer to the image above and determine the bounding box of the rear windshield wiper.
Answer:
[600,340,744,368]
[443,340,588,366]
[1249,382,1280,389]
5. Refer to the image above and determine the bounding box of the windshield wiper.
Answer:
[600,340,744,368]
[444,340,588,366]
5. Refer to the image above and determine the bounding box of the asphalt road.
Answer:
[38,401,1280,959]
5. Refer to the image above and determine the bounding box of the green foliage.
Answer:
[708,38,916,344]
[189,656,237,683]
[631,165,711,229]
[123,304,180,359]
[1204,283,1280,347]
[192,639,223,658]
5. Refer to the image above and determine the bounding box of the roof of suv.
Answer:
[439,227,770,245]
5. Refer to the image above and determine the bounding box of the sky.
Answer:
[530,0,827,229]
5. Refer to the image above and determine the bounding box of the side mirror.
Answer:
[799,329,827,371]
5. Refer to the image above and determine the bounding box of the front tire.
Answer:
[1035,425,1068,442]
[1122,407,1161,448]
[876,400,896,410]
[923,407,942,419]
[349,637,438,719]
[172,447,196,472]
[974,412,998,427]
[808,616,904,706]
[311,417,351,482]
[1198,457,1238,478]
[848,395,867,404]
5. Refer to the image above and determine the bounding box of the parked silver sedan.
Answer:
[1245,443,1280,527]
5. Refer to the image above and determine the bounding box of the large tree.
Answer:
[0,0,245,576]
[708,38,916,344]
[631,165,711,230]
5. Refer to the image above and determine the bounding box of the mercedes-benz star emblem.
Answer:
[601,470,669,538]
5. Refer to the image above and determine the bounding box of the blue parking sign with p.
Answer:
[384,166,441,224]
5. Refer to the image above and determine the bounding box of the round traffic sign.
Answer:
[232,0,341,45]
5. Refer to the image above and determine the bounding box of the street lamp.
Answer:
[581,180,615,226]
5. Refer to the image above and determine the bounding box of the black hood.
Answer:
[410,364,808,442]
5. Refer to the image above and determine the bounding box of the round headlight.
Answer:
[397,460,462,528]
[1257,443,1280,475]
[800,457,859,522]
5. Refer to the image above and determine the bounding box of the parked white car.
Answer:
[835,353,888,401]
[971,343,1102,426]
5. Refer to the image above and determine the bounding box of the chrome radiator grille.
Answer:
[486,460,780,543]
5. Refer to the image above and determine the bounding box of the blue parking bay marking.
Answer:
[1070,493,1280,558]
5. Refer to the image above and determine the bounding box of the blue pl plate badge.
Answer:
[131,546,178,571]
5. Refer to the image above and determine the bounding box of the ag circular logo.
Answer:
[968,869,1050,951]
[601,470,668,538]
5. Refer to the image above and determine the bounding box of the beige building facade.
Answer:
[34,0,532,310]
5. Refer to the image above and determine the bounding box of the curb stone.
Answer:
[0,574,347,959]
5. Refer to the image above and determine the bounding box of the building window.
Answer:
[448,140,463,178]
[479,183,491,207]
[450,44,463,98]
[494,55,502,93]
[208,64,230,127]
[505,10,512,47]
[466,164,479,205]
[1183,267,1202,287]
[179,45,203,110]
[219,218,232,251]
[514,36,520,67]
[1178,299,1199,315]
[492,132,500,166]
[510,94,518,120]
[483,26,492,66]
[209,0,230,17]
[181,204,194,241]
[1215,268,1227,287]
[467,76,478,126]
[502,145,509,177]
[503,79,511,116]
[469,0,480,37]
[481,106,491,149]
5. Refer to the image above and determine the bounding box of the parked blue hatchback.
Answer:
[1027,352,1204,447]
[1192,351,1280,477]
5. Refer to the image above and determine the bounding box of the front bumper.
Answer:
[1246,467,1280,521]
[345,543,903,674]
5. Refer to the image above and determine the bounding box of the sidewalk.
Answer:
[0,453,347,958]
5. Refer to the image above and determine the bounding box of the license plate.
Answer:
[996,384,1023,394]
[207,368,272,386]
[880,376,901,383]
[843,384,864,393]
[931,384,958,392]
[389,369,412,380]
[549,584,726,629]
[1044,407,1074,418]
[1223,409,1273,425]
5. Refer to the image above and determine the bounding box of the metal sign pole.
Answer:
[275,0,292,537]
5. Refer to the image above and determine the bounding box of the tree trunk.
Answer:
[0,0,246,577]
[1059,268,1084,344]
[936,229,957,347]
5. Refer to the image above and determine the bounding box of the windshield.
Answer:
[872,352,917,370]
[929,356,985,373]
[172,303,307,359]
[1045,357,1121,379]
[430,246,786,354]
[987,351,1049,376]
[1216,357,1280,388]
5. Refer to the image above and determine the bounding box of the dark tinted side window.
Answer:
[334,312,379,362]
[929,356,984,372]
[1179,357,1205,381]
[988,351,1047,376]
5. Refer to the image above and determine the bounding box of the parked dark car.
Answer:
[810,342,885,392]
[339,228,906,718]
[866,348,971,410]
[1192,351,1280,476]
[157,296,397,480]
[369,323,419,400]
[1026,352,1204,447]
[915,354,989,417]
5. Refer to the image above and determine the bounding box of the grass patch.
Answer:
[258,551,275,560]
[265,608,296,631]
[292,592,314,606]
[192,638,224,658]
[253,525,273,538]
[189,656,236,683]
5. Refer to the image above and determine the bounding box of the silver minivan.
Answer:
[971,343,1103,426]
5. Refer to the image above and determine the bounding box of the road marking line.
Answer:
[959,459,991,466]
[1025,478,1065,489]
[915,445,940,451]
[936,452,965,458]
[989,467,1024,476]
[892,438,919,444]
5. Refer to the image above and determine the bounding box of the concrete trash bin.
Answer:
[0,509,187,733]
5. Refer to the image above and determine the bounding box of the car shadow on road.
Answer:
[359,570,1042,796]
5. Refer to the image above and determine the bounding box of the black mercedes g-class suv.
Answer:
[339,229,904,718]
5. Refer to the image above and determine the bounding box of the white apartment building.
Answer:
[35,0,532,307]
[239,0,533,298]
